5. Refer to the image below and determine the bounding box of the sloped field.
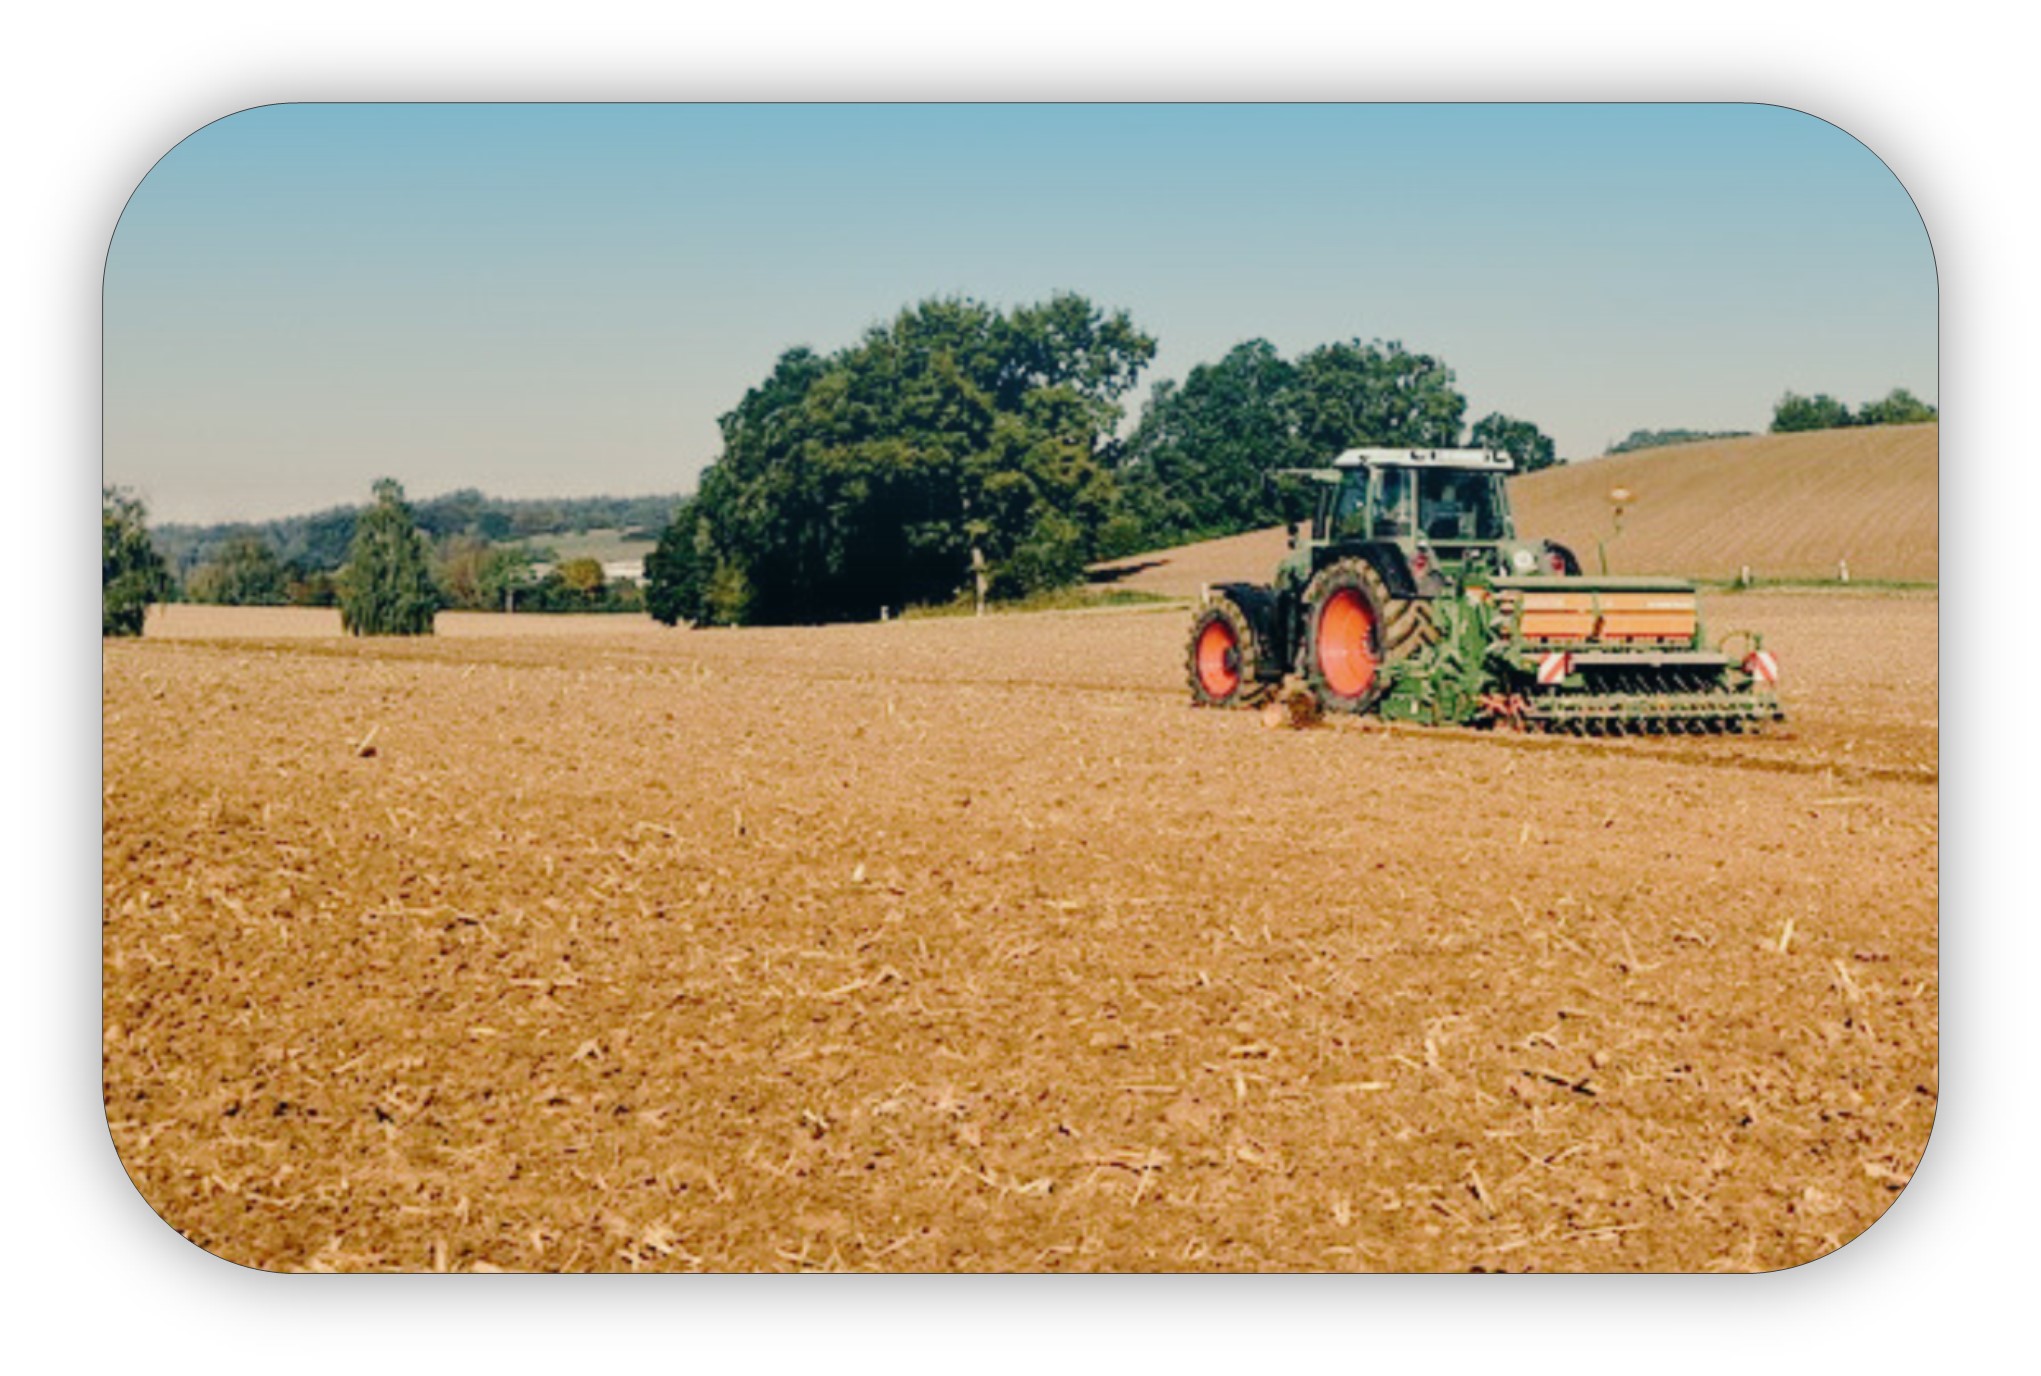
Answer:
[104,596,1935,1271]
[1090,424,1937,597]
[1513,425,1937,582]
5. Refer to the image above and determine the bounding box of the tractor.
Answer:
[1185,448,1782,732]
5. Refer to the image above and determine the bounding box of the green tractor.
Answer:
[1185,448,1782,733]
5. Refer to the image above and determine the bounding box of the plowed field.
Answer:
[1514,424,1938,583]
[103,594,1937,1271]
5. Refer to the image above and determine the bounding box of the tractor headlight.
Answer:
[1511,547,1537,573]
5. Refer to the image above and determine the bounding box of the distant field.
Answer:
[528,527,657,565]
[1091,424,1938,597]
[145,605,664,639]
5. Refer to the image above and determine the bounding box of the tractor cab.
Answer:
[1319,449,1514,548]
[1281,448,1563,587]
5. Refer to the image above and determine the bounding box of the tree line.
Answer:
[644,294,1559,628]
[104,295,1566,636]
[168,528,644,615]
[1771,387,1937,433]
[1608,427,1753,454]
[101,480,647,638]
[1603,386,1933,455]
[135,488,654,615]
[110,294,1565,634]
[123,291,1930,637]
[151,489,681,579]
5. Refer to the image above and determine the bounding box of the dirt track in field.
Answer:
[104,595,1936,1271]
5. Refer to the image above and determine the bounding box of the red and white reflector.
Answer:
[1744,649,1780,685]
[1536,652,1573,686]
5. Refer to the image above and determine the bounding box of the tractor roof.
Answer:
[1330,447,1513,471]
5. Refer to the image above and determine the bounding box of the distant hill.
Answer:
[152,489,683,575]
[1512,423,1936,582]
[1089,423,1937,596]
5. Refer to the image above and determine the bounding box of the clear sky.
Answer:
[104,103,1936,525]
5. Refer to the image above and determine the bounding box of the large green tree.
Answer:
[337,479,439,635]
[1117,336,1482,547]
[1289,339,1466,455]
[654,293,1156,624]
[1116,340,1308,539]
[103,486,169,637]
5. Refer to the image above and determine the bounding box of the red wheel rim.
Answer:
[1195,619,1241,698]
[1317,588,1377,698]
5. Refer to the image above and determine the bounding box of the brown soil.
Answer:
[104,595,1936,1271]
[1513,424,1938,583]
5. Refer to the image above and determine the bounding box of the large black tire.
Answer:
[1186,597,1274,708]
[1300,558,1438,715]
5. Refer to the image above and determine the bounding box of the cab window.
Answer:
[1330,479,1372,539]
[1416,469,1507,541]
[1370,467,1413,538]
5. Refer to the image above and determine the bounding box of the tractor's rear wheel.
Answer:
[1187,598,1273,708]
[1302,559,1436,714]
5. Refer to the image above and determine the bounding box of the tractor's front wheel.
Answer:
[1301,558,1437,714]
[1302,561,1387,713]
[1187,598,1273,708]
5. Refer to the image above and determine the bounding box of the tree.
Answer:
[1289,339,1466,455]
[558,557,607,599]
[337,479,439,635]
[1469,412,1559,473]
[1856,387,1938,426]
[651,293,1157,624]
[103,486,169,637]
[477,546,535,612]
[185,534,288,604]
[644,498,708,626]
[1118,340,1308,540]
[1116,336,1484,548]
[1771,392,1854,432]
[432,533,495,610]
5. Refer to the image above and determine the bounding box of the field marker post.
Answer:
[1738,565,1751,589]
[1838,559,1850,584]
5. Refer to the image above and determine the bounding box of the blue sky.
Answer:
[104,104,1935,524]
